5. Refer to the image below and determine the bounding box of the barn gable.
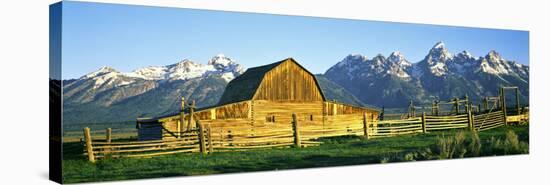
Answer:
[218,58,326,105]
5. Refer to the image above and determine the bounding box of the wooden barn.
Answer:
[137,58,379,141]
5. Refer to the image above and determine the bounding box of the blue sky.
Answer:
[61,1,529,79]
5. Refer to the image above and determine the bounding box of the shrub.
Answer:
[503,130,529,154]
[482,130,528,155]
[434,131,468,159]
[468,131,482,156]
[377,128,528,163]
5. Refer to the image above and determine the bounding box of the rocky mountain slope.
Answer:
[324,42,529,107]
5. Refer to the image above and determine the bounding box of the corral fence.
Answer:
[82,116,322,162]
[82,108,528,162]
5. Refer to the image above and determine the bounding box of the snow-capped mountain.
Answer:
[65,54,245,104]
[326,52,425,107]
[329,52,413,80]
[62,54,246,124]
[325,42,529,107]
[81,54,245,84]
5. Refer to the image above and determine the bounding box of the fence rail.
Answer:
[367,117,423,138]
[474,111,505,131]
[82,109,527,162]
[425,113,470,131]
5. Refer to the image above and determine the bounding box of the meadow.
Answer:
[61,124,528,183]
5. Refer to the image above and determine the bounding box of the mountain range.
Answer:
[324,42,529,107]
[62,42,529,124]
[63,54,244,124]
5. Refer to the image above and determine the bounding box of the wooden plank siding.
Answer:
[252,100,324,127]
[324,101,371,116]
[253,60,324,102]
[156,101,253,140]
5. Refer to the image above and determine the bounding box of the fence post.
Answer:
[207,124,213,154]
[483,97,489,112]
[435,100,439,116]
[477,103,481,114]
[467,110,474,131]
[106,128,112,143]
[180,97,185,137]
[515,87,520,115]
[105,128,112,156]
[464,95,469,113]
[83,127,95,163]
[421,112,427,133]
[500,87,508,126]
[363,112,369,139]
[188,100,196,130]
[292,113,301,148]
[197,121,206,154]
[454,97,459,115]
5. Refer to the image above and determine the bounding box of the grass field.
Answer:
[62,125,529,183]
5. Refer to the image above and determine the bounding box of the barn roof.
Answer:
[216,58,326,105]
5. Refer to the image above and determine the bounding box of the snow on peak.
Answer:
[346,53,369,61]
[123,55,245,82]
[80,66,128,89]
[486,50,503,61]
[127,66,168,80]
[208,54,232,66]
[83,66,119,79]
[371,54,386,62]
[479,50,512,75]
[207,54,245,74]
[427,41,452,62]
[456,50,474,60]
[329,54,370,79]
[432,41,446,49]
[99,66,116,72]
[165,59,214,81]
[430,62,447,76]
[388,51,404,61]
[388,51,411,67]
[335,54,368,68]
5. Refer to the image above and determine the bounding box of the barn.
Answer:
[137,58,379,141]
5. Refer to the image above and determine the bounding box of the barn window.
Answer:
[266,115,276,123]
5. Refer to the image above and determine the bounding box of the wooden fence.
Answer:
[82,110,523,162]
[367,117,423,138]
[474,111,505,131]
[82,115,321,162]
[365,110,515,138]
[425,113,471,131]
[82,127,201,162]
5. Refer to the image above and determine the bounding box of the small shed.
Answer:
[136,117,163,141]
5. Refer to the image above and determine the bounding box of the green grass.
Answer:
[62,125,529,183]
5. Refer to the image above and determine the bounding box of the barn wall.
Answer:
[183,101,252,121]
[323,102,379,130]
[252,100,324,127]
[155,101,378,140]
[324,102,375,116]
[161,120,180,139]
[157,101,252,140]
[254,60,323,102]
[325,110,379,126]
